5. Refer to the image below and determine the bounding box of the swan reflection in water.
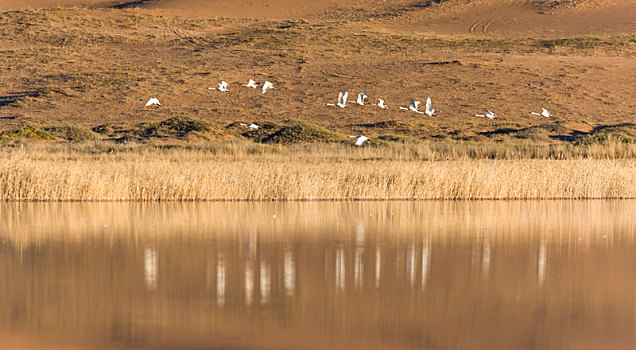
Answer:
[375,245,381,288]
[284,248,295,297]
[482,239,491,281]
[245,260,254,306]
[336,245,345,291]
[217,253,226,306]
[406,242,416,287]
[144,233,564,308]
[421,239,431,289]
[260,260,271,305]
[3,201,631,350]
[144,248,157,291]
[538,238,547,286]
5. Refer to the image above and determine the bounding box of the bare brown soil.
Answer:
[0,0,634,142]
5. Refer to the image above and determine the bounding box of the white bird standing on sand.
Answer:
[532,108,553,118]
[356,91,367,106]
[244,79,258,90]
[327,91,348,108]
[240,123,259,130]
[145,97,161,107]
[399,98,424,114]
[209,81,230,92]
[475,110,496,119]
[262,81,274,94]
[424,97,435,117]
[350,135,370,146]
[377,99,388,109]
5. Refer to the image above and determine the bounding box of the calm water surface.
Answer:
[1,201,635,349]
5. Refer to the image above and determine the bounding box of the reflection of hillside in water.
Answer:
[0,201,635,349]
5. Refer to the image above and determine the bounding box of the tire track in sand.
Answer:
[483,20,495,34]
[469,21,481,34]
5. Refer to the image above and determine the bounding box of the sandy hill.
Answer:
[1,0,634,35]
[0,0,634,143]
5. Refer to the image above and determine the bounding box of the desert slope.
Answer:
[0,0,634,143]
[371,0,636,36]
[1,0,635,35]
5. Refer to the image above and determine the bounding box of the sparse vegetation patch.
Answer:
[45,125,100,142]
[134,116,214,140]
[0,126,56,142]
[575,123,636,144]
[260,121,342,144]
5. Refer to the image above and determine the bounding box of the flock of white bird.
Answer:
[144,79,555,147]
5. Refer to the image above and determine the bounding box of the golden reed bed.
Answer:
[0,142,634,201]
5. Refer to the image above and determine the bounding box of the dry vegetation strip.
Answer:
[0,145,634,201]
[2,118,636,158]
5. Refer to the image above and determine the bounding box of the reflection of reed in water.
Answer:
[2,201,634,247]
[1,203,636,350]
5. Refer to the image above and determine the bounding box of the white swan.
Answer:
[240,123,259,130]
[356,91,367,106]
[399,98,424,114]
[476,110,496,119]
[531,108,552,118]
[262,81,274,94]
[244,79,258,90]
[377,99,388,109]
[327,91,348,108]
[424,97,435,117]
[209,81,230,92]
[145,97,161,107]
[350,135,370,146]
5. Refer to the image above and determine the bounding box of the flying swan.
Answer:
[350,135,370,146]
[531,108,552,118]
[327,91,349,108]
[209,81,230,92]
[475,110,496,119]
[145,97,161,107]
[399,98,424,114]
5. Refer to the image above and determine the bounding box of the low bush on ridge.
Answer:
[0,118,635,159]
